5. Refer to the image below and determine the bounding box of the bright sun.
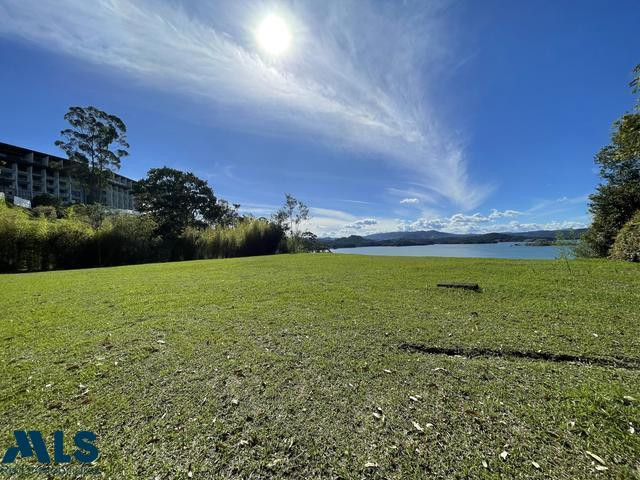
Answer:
[256,14,291,55]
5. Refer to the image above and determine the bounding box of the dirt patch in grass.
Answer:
[399,343,640,370]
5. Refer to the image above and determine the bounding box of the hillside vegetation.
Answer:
[0,254,638,478]
[323,229,586,249]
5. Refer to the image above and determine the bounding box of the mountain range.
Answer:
[320,228,586,249]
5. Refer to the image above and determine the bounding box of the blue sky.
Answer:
[0,0,638,236]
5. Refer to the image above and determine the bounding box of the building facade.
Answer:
[0,142,135,210]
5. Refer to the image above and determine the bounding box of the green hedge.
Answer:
[0,202,284,272]
[178,220,284,260]
[610,211,640,262]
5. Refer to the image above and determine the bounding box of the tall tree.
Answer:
[273,194,309,236]
[133,167,233,236]
[580,64,640,256]
[55,106,129,204]
[272,194,311,253]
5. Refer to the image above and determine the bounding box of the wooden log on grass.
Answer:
[437,282,481,292]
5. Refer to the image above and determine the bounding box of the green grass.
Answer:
[1,254,639,479]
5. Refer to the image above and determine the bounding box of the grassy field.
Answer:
[0,254,639,479]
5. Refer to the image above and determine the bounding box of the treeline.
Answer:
[323,230,587,249]
[0,202,285,273]
[324,234,515,249]
[0,106,326,272]
[578,64,640,261]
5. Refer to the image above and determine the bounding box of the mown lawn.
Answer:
[0,254,639,479]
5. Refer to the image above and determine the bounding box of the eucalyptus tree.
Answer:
[273,193,309,236]
[55,106,129,204]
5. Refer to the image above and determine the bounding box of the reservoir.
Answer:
[332,242,571,260]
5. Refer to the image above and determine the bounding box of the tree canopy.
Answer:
[271,194,319,252]
[55,106,129,204]
[272,194,309,235]
[580,65,640,257]
[133,167,237,237]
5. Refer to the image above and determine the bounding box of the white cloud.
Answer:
[494,220,588,232]
[399,210,586,235]
[344,218,378,229]
[387,187,438,206]
[298,207,398,237]
[395,208,524,232]
[400,198,420,204]
[488,208,521,219]
[0,0,490,209]
[287,202,587,237]
[449,213,490,224]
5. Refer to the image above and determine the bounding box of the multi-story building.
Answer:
[0,142,136,210]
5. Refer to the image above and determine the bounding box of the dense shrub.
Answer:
[573,234,599,258]
[283,231,329,253]
[0,203,44,271]
[46,218,95,269]
[0,202,285,272]
[33,206,58,219]
[178,219,284,260]
[66,204,110,229]
[0,202,94,271]
[94,214,161,266]
[31,193,62,208]
[610,211,640,262]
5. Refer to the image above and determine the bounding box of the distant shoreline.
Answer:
[331,242,573,260]
[322,229,585,249]
[330,240,563,249]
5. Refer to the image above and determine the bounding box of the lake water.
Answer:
[333,242,571,260]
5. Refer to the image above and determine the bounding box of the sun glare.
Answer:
[256,14,291,55]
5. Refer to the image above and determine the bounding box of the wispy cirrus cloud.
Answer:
[0,0,489,209]
[527,195,590,214]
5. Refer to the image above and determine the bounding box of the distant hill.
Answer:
[508,229,584,239]
[364,230,456,241]
[321,228,587,249]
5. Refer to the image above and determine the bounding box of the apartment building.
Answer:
[0,142,135,210]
